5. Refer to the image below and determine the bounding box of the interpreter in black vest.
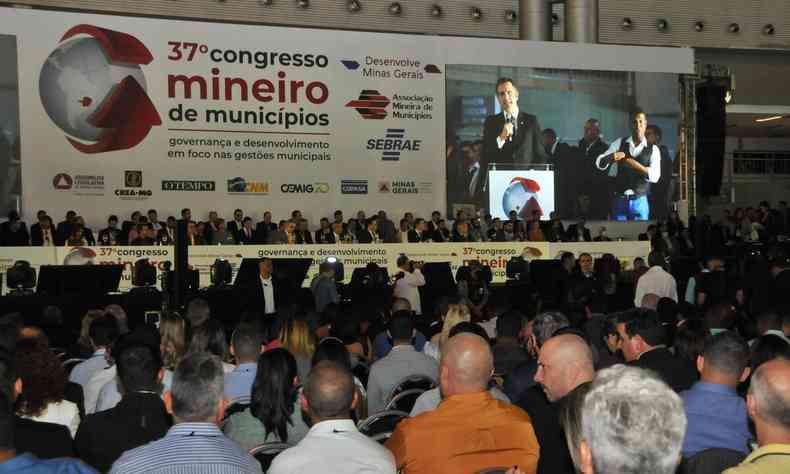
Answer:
[482,77,549,167]
[595,109,661,221]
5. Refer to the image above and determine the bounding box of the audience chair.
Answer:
[384,388,425,413]
[679,448,747,474]
[350,355,370,388]
[357,410,409,439]
[385,375,437,408]
[249,442,291,472]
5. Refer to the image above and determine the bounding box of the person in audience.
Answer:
[681,332,752,460]
[634,250,678,307]
[755,311,790,345]
[75,344,170,472]
[15,338,80,438]
[311,338,368,419]
[557,380,593,473]
[423,303,471,361]
[158,313,186,373]
[185,298,211,330]
[30,215,56,247]
[223,348,309,452]
[639,292,660,310]
[69,315,119,389]
[0,211,30,246]
[577,365,686,474]
[723,358,790,473]
[393,255,426,316]
[0,354,74,460]
[279,316,316,384]
[156,216,176,245]
[750,334,790,371]
[311,262,340,313]
[492,311,528,375]
[674,318,709,367]
[371,305,429,359]
[387,333,540,473]
[457,261,490,321]
[110,352,260,473]
[685,255,726,306]
[504,311,570,402]
[269,361,395,474]
[518,333,594,474]
[224,322,263,405]
[0,390,96,473]
[617,310,697,392]
[103,305,129,336]
[186,319,233,373]
[367,313,439,414]
[237,217,255,244]
[706,302,738,335]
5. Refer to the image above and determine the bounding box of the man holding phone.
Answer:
[595,109,661,221]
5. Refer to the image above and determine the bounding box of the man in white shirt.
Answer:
[258,258,277,315]
[595,109,661,221]
[269,361,396,474]
[69,315,119,389]
[634,250,678,307]
[393,255,426,315]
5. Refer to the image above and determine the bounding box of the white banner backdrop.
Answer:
[3,9,445,227]
[0,241,649,294]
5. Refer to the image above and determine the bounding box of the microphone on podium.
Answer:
[507,115,516,142]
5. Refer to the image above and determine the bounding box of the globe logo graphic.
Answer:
[39,25,161,154]
[502,177,543,219]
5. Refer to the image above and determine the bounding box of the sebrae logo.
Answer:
[39,25,162,154]
[366,128,422,161]
[345,90,390,119]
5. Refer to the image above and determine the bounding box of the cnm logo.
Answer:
[281,183,329,193]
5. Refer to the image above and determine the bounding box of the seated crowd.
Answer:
[2,199,786,246]
[1,209,790,473]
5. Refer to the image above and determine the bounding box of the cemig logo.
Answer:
[345,90,390,119]
[53,173,74,190]
[281,183,330,194]
[39,24,162,154]
[366,128,422,161]
[228,177,270,194]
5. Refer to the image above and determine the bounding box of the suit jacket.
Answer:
[314,229,336,244]
[295,230,313,245]
[244,273,287,314]
[267,230,288,244]
[378,219,397,243]
[0,221,29,246]
[255,222,277,244]
[74,392,171,473]
[407,229,426,243]
[357,229,376,244]
[15,416,74,459]
[226,220,245,242]
[432,229,450,243]
[55,221,73,245]
[451,230,477,242]
[31,224,57,246]
[154,227,174,245]
[631,347,698,393]
[517,386,577,474]
[565,224,592,242]
[482,111,549,166]
[237,227,256,244]
[82,228,96,246]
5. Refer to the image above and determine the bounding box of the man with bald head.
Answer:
[269,361,395,474]
[386,334,540,473]
[724,358,790,473]
[518,333,594,474]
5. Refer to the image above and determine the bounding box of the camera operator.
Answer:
[394,254,426,316]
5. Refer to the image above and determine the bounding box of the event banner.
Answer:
[0,241,649,294]
[1,9,445,226]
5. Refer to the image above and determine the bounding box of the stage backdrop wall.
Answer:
[0,9,693,227]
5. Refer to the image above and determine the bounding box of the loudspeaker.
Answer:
[696,85,727,197]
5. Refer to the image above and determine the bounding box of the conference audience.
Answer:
[75,343,170,472]
[268,361,396,474]
[69,315,119,390]
[109,352,260,473]
[224,322,263,405]
[386,333,540,473]
[367,313,438,414]
[223,348,309,452]
[579,365,686,474]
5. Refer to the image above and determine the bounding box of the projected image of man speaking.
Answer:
[595,109,661,221]
[482,77,548,166]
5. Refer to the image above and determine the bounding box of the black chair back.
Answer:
[249,442,291,472]
[357,410,409,438]
[679,448,746,474]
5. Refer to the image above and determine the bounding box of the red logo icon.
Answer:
[346,90,390,119]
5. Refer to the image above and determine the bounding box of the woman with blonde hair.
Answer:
[159,312,186,371]
[423,304,471,361]
[279,316,316,384]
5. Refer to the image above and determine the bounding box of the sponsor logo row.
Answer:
[53,172,431,198]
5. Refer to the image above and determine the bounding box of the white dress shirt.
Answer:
[83,364,116,415]
[496,107,520,149]
[393,268,426,315]
[68,348,107,389]
[42,228,54,246]
[261,275,276,314]
[634,265,678,307]
[23,400,80,438]
[268,419,396,474]
[467,161,481,196]
[595,136,661,189]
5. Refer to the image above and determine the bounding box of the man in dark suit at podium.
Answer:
[243,258,283,315]
[482,77,549,168]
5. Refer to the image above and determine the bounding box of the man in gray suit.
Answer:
[267,220,289,244]
[377,210,397,243]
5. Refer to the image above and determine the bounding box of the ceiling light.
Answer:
[296,0,308,7]
[552,13,561,26]
[657,19,668,32]
[755,116,783,123]
[724,90,733,104]
[622,17,633,30]
[471,7,483,21]
[505,10,517,23]
[389,2,402,15]
[763,24,775,35]
[728,23,740,34]
[694,21,704,32]
[258,0,272,4]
